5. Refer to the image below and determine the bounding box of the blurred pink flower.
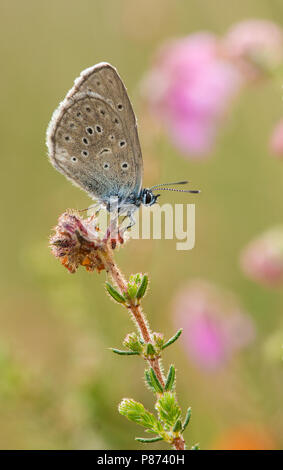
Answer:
[269,119,283,157]
[240,227,283,287]
[224,19,283,81]
[142,33,242,157]
[173,281,255,371]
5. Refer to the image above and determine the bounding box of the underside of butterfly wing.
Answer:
[46,63,143,208]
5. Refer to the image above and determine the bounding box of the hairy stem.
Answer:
[101,244,165,388]
[173,436,185,451]
[100,243,186,450]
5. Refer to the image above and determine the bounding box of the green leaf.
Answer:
[123,333,143,353]
[156,392,181,427]
[162,329,182,350]
[152,332,164,349]
[164,365,175,391]
[173,419,182,432]
[146,343,156,356]
[136,274,148,299]
[118,399,159,431]
[135,436,163,443]
[127,285,137,299]
[126,273,142,299]
[105,282,126,304]
[111,348,140,356]
[149,367,163,393]
[182,407,191,431]
[144,369,154,390]
[191,443,200,450]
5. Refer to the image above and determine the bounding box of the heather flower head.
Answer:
[173,281,255,371]
[49,211,124,274]
[142,33,242,157]
[269,119,283,158]
[240,227,283,287]
[224,19,283,81]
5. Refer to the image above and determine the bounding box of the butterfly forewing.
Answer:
[47,63,143,206]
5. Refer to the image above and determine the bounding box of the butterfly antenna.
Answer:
[154,187,200,194]
[150,181,189,190]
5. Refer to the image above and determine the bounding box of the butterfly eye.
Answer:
[146,193,152,204]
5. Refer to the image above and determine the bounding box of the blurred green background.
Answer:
[1,0,283,449]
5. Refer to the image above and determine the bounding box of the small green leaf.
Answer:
[182,407,191,431]
[146,343,156,356]
[126,273,142,299]
[118,399,159,431]
[152,332,164,349]
[149,367,163,393]
[136,274,148,299]
[105,282,126,304]
[123,333,143,353]
[156,392,181,427]
[191,443,200,450]
[164,365,175,391]
[173,419,182,432]
[111,348,140,356]
[127,285,137,299]
[161,329,182,350]
[144,369,153,389]
[135,436,163,443]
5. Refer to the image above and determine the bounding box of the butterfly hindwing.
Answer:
[47,63,143,206]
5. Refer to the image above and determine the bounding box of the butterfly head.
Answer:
[141,188,160,207]
[140,181,200,207]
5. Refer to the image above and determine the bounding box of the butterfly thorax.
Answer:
[105,188,158,214]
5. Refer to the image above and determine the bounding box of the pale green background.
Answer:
[0,0,283,449]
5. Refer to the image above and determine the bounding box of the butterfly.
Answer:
[46,62,199,228]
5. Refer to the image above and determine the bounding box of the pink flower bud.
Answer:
[49,212,124,274]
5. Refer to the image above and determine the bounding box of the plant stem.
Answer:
[100,244,165,388]
[100,243,186,450]
[173,436,185,450]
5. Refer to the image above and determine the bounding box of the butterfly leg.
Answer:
[87,202,103,217]
[125,211,136,230]
[104,211,120,248]
[118,211,136,239]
